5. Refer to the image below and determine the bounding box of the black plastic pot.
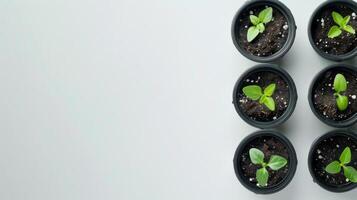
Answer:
[308,64,357,128]
[308,130,357,192]
[233,64,297,129]
[233,130,297,194]
[308,0,357,61]
[231,0,296,63]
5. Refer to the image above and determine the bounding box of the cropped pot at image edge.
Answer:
[308,130,357,192]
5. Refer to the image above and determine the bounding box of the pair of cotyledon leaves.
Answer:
[325,146,357,183]
[247,7,273,42]
[249,148,287,187]
[328,11,356,38]
[242,83,276,111]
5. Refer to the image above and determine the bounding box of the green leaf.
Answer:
[332,11,344,25]
[263,83,276,97]
[259,95,267,104]
[328,25,342,38]
[250,15,260,25]
[263,96,275,111]
[336,95,348,111]
[343,166,357,182]
[343,25,355,34]
[247,26,260,42]
[249,148,264,165]
[242,85,262,100]
[267,155,288,170]
[325,161,341,174]
[339,147,351,164]
[258,7,273,24]
[334,73,347,92]
[256,167,269,187]
[257,23,265,33]
[342,16,350,26]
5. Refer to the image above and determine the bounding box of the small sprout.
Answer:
[325,147,357,182]
[249,148,288,187]
[328,11,356,38]
[247,7,273,42]
[242,83,276,111]
[333,73,348,111]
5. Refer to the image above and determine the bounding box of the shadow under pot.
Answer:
[308,64,357,127]
[308,0,357,61]
[233,130,297,194]
[308,130,357,192]
[233,64,297,129]
[231,0,296,63]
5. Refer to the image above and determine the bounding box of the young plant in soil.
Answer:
[247,7,273,42]
[234,66,297,127]
[309,131,357,191]
[328,11,356,38]
[309,65,357,125]
[333,73,349,111]
[242,83,276,111]
[235,132,297,193]
[232,3,293,58]
[325,147,357,182]
[249,148,287,187]
[309,2,357,57]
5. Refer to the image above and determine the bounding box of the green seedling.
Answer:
[249,148,288,187]
[328,11,355,38]
[325,147,357,182]
[242,83,276,111]
[333,73,348,111]
[247,7,273,42]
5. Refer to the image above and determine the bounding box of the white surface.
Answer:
[1,0,357,199]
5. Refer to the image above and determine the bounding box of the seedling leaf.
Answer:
[332,11,344,25]
[258,7,273,23]
[340,147,351,164]
[328,25,342,38]
[264,83,276,97]
[247,26,260,42]
[343,16,350,26]
[334,73,347,93]
[344,25,356,34]
[343,166,357,182]
[242,85,262,100]
[325,161,341,174]
[259,95,267,104]
[249,148,264,164]
[256,167,269,186]
[257,23,265,33]
[336,95,348,111]
[268,155,288,170]
[250,15,260,26]
[263,96,275,111]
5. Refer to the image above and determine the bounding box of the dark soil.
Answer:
[239,135,289,188]
[311,3,357,55]
[235,5,289,57]
[311,134,357,186]
[237,71,290,122]
[311,68,357,121]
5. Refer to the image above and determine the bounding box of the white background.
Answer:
[1,0,357,199]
